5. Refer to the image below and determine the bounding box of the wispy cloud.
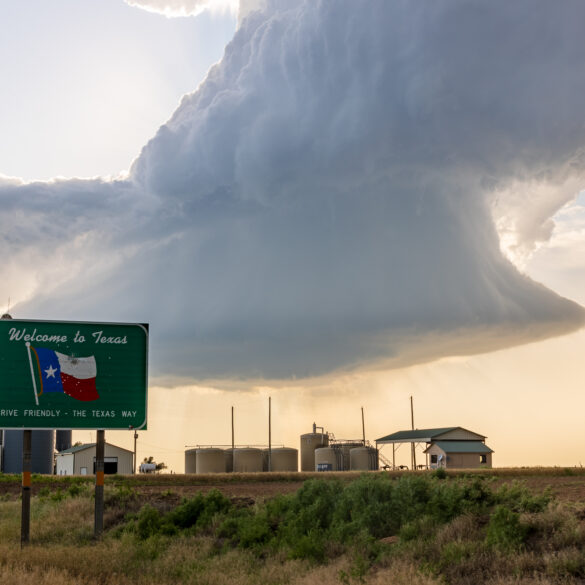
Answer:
[2,0,585,381]
[123,0,238,18]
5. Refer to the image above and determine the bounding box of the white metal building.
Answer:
[55,442,134,475]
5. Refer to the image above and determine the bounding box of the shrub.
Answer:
[494,481,552,513]
[485,505,528,552]
[136,505,162,540]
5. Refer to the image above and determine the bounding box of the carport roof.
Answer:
[376,427,459,443]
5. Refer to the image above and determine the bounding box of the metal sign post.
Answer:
[94,430,105,538]
[20,430,32,547]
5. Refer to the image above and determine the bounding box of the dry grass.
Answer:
[2,472,585,585]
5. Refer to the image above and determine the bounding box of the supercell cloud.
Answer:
[2,0,585,380]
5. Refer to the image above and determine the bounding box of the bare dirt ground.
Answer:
[2,469,585,505]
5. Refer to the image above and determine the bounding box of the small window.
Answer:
[480,454,487,464]
[430,454,438,464]
[80,467,87,475]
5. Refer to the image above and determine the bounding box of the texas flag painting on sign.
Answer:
[31,347,99,402]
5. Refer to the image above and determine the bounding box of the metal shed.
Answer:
[375,427,494,470]
[55,442,134,475]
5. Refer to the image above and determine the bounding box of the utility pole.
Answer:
[133,430,138,474]
[268,397,272,472]
[410,396,417,470]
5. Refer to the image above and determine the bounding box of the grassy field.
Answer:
[0,469,584,584]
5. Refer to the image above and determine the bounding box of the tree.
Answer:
[141,456,167,473]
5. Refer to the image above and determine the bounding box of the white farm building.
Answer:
[55,442,134,475]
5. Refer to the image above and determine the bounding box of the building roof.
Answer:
[376,427,461,443]
[425,441,493,454]
[57,443,96,455]
[56,442,133,455]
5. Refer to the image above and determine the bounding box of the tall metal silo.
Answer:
[3,430,55,474]
[300,424,329,471]
[55,430,72,452]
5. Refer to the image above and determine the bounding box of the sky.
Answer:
[2,0,585,471]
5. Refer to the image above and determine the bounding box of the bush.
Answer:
[136,505,162,540]
[485,505,528,552]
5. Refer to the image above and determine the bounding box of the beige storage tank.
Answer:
[315,447,342,472]
[185,449,197,474]
[196,448,226,474]
[349,447,378,471]
[224,448,234,473]
[300,432,329,471]
[262,447,298,472]
[233,448,263,472]
[338,442,364,471]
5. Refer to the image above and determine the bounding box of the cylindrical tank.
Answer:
[185,449,197,474]
[3,430,55,474]
[224,448,234,473]
[338,442,363,471]
[349,447,379,471]
[55,430,72,452]
[315,446,342,472]
[196,448,225,474]
[233,448,263,472]
[300,432,329,471]
[262,447,298,472]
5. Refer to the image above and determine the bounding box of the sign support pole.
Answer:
[133,430,138,474]
[21,429,32,547]
[94,430,105,538]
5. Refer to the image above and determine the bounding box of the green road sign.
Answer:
[0,319,148,430]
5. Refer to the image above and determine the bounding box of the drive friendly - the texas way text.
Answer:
[0,409,138,418]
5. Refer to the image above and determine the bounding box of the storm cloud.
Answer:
[3,0,585,380]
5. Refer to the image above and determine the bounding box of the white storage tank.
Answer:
[349,447,378,471]
[300,432,329,471]
[224,448,234,473]
[315,446,342,472]
[196,448,226,474]
[262,447,298,472]
[185,449,197,474]
[233,448,263,472]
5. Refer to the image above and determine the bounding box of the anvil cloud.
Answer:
[2,0,585,380]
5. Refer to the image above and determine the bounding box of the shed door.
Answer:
[93,457,119,474]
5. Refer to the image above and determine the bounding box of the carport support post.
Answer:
[94,430,105,538]
[21,429,32,547]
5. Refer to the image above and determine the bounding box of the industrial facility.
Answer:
[300,423,378,472]
[185,423,380,474]
[185,446,299,473]
[0,423,492,476]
